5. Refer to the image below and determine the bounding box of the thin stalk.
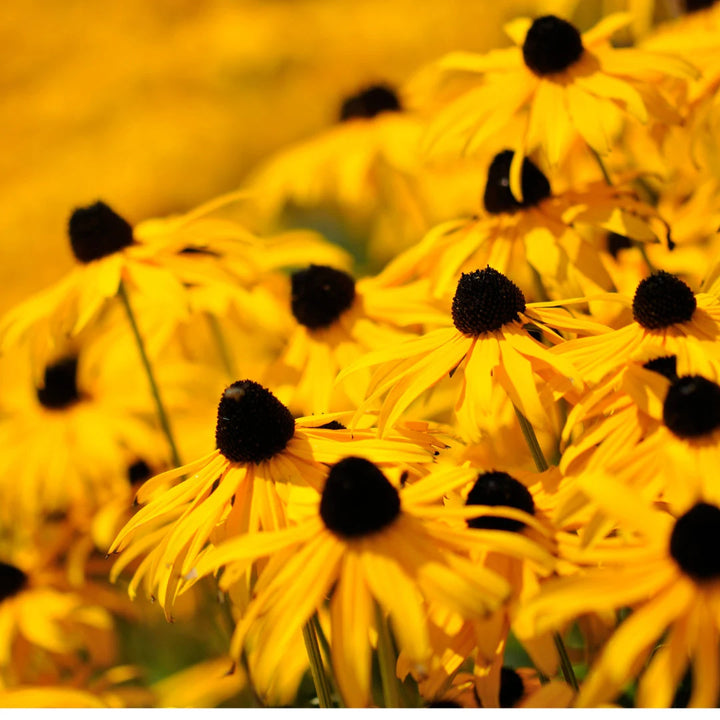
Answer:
[118,280,182,467]
[553,631,580,692]
[207,313,237,381]
[303,620,333,708]
[513,405,549,473]
[375,604,401,708]
[589,146,613,186]
[312,615,345,708]
[513,405,579,692]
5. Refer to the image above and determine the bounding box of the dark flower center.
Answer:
[522,15,584,76]
[632,271,697,330]
[36,356,82,410]
[128,459,152,486]
[466,471,535,532]
[215,380,295,463]
[499,667,526,708]
[317,420,347,430]
[670,503,720,581]
[427,700,462,708]
[291,265,356,330]
[606,232,634,259]
[663,375,720,439]
[320,457,400,538]
[483,151,551,214]
[0,562,28,602]
[452,267,526,336]
[685,0,716,12]
[68,201,134,263]
[643,355,678,382]
[339,84,402,121]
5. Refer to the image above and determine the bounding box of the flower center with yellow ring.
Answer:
[320,457,400,538]
[69,201,134,263]
[36,356,82,410]
[483,150,551,214]
[632,271,697,330]
[291,265,356,330]
[670,503,720,581]
[465,471,535,532]
[522,15,584,76]
[663,375,720,439]
[0,562,28,602]
[339,84,401,121]
[452,267,526,336]
[215,380,295,463]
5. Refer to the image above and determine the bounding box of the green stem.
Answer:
[312,615,345,708]
[207,313,237,381]
[375,604,401,708]
[590,146,613,186]
[118,280,182,467]
[553,631,580,692]
[303,619,333,708]
[513,405,549,473]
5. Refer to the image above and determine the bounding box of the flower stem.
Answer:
[512,405,579,692]
[553,631,579,692]
[207,313,237,381]
[312,615,345,708]
[513,405,549,473]
[302,619,333,708]
[118,280,182,468]
[375,603,401,708]
[590,146,613,186]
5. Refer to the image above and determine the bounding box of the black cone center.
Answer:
[670,503,720,581]
[68,201,134,263]
[499,668,525,708]
[0,562,28,602]
[452,267,526,336]
[466,471,535,532]
[291,265,356,330]
[632,271,697,330]
[663,375,720,439]
[522,15,584,76]
[483,151,551,214]
[320,457,400,538]
[339,84,402,121]
[128,459,153,486]
[36,356,82,409]
[643,355,678,382]
[215,380,295,463]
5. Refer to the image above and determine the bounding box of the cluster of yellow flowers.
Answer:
[3,0,720,709]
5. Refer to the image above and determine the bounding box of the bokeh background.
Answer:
[0,0,617,315]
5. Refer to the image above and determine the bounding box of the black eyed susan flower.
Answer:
[0,555,116,687]
[552,270,720,385]
[265,263,447,415]
[401,150,669,298]
[340,267,583,440]
[517,477,720,708]
[109,380,442,615]
[419,13,697,196]
[0,340,164,535]
[187,456,552,708]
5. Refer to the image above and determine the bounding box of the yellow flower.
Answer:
[340,267,582,440]
[189,457,550,707]
[553,270,720,385]
[109,380,442,615]
[516,476,720,708]
[420,13,697,198]
[265,263,447,414]
[397,149,669,298]
[0,339,164,535]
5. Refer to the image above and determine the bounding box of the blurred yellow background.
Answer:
[1,0,585,314]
